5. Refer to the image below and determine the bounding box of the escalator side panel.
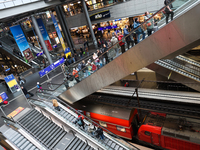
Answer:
[59,3,200,104]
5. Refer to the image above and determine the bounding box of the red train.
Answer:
[70,98,200,150]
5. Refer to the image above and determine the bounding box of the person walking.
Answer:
[117,32,125,54]
[79,46,83,59]
[164,0,174,24]
[123,25,131,49]
[72,68,80,83]
[144,11,154,36]
[110,32,119,57]
[21,86,34,97]
[133,18,145,43]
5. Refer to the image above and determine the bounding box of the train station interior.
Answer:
[0,0,200,149]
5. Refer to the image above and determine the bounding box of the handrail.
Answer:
[29,97,139,149]
[54,0,177,93]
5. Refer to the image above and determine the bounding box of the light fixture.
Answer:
[70,3,74,6]
[78,1,81,3]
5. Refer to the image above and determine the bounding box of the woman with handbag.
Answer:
[144,11,154,36]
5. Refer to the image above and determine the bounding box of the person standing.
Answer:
[133,18,144,43]
[164,0,174,24]
[52,99,61,111]
[144,11,154,36]
[110,32,119,57]
[123,25,131,49]
[72,68,80,83]
[79,46,83,59]
[117,32,125,54]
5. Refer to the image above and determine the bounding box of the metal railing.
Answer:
[29,97,139,150]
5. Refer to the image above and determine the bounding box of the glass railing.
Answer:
[29,98,139,150]
[44,0,197,93]
[64,0,130,17]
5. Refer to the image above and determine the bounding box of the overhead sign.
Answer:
[10,25,34,63]
[36,51,44,57]
[90,10,110,21]
[98,25,117,31]
[39,57,65,77]
[51,14,71,58]
[36,18,53,51]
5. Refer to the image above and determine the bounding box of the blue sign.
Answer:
[51,14,71,57]
[0,92,8,101]
[39,58,65,77]
[36,18,52,51]
[5,68,10,72]
[115,19,121,21]
[10,25,34,63]
[36,51,44,57]
[4,74,15,83]
[64,47,71,54]
[98,25,117,31]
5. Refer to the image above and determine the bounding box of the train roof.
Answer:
[72,99,135,120]
[162,115,200,145]
[144,113,200,145]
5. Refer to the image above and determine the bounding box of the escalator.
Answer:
[28,98,138,149]
[147,54,200,91]
[57,0,200,104]
[0,39,40,69]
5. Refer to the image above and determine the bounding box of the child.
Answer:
[37,82,43,92]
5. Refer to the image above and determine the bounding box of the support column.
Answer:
[58,5,75,50]
[55,6,73,53]
[31,15,53,65]
[82,0,98,49]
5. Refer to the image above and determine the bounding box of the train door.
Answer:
[151,133,160,146]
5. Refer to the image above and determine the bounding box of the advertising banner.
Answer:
[0,92,8,101]
[4,74,18,88]
[51,14,71,58]
[10,25,34,63]
[90,10,110,21]
[36,18,53,51]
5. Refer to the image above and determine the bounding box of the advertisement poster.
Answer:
[10,25,34,63]
[4,74,18,88]
[36,18,53,51]
[51,14,71,57]
[90,10,110,21]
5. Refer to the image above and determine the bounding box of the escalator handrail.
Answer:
[29,97,139,150]
[59,0,177,89]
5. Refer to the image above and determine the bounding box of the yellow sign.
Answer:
[7,107,24,118]
[7,80,17,88]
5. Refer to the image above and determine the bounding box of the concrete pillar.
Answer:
[58,5,75,50]
[31,15,53,65]
[82,0,98,49]
[55,6,73,53]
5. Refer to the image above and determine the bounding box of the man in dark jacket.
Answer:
[21,86,34,97]
[164,0,174,24]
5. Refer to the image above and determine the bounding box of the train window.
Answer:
[176,134,190,141]
[144,131,151,136]
[99,122,107,127]
[116,126,126,132]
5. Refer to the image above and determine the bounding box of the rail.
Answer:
[29,97,139,149]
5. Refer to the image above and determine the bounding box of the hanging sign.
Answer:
[39,57,65,77]
[51,14,71,58]
[36,18,53,51]
[90,10,110,21]
[10,25,34,63]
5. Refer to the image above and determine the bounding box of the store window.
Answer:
[99,122,107,127]
[116,126,126,132]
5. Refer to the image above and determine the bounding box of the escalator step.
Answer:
[18,110,37,122]
[10,133,21,142]
[20,141,30,149]
[42,126,60,143]
[29,146,37,150]
[24,143,34,150]
[34,119,52,135]
[66,137,79,150]
[46,128,63,146]
[75,141,84,150]
[66,114,72,119]
[30,117,49,133]
[19,110,38,123]
[111,143,116,149]
[26,114,44,129]
[38,123,57,140]
[13,135,24,144]
[35,121,54,137]
[71,138,81,150]
[5,129,18,140]
[17,138,26,147]
[21,112,42,126]
[48,131,66,149]
[80,143,87,150]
